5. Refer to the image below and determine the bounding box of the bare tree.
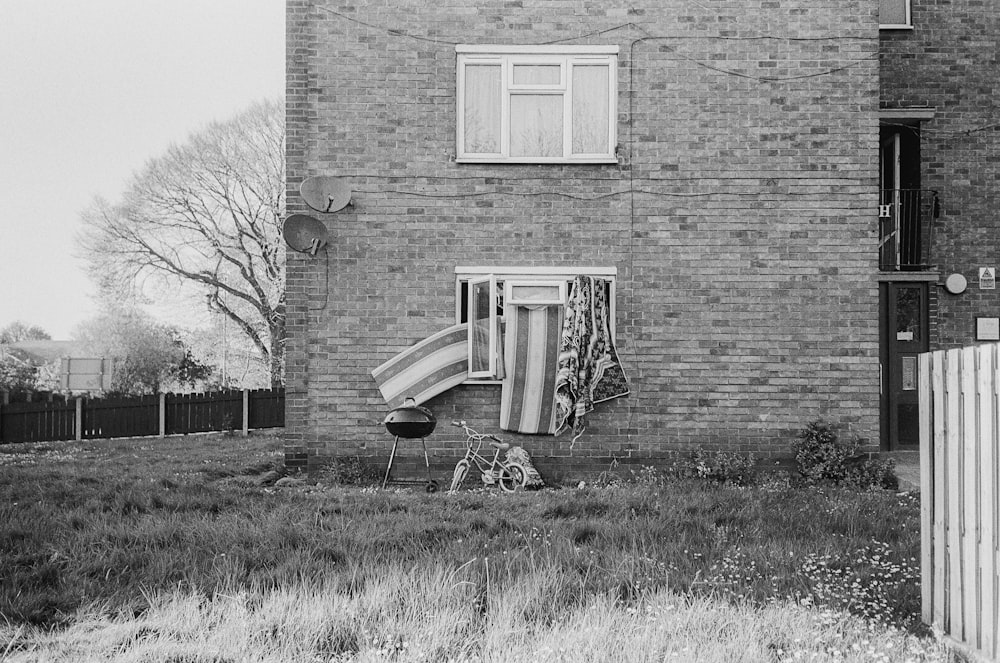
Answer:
[0,322,52,344]
[78,100,285,385]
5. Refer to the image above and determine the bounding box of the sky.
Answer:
[0,0,285,340]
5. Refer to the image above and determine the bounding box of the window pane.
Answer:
[464,65,501,153]
[879,0,908,24]
[510,94,563,158]
[470,280,493,374]
[510,284,561,303]
[572,65,609,154]
[895,286,922,342]
[512,64,561,86]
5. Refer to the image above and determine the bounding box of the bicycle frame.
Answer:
[458,439,506,486]
[449,421,527,493]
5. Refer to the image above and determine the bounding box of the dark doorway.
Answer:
[879,282,929,449]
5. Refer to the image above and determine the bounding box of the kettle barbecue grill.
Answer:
[381,398,439,492]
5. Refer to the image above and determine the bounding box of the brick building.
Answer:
[878,0,1000,450]
[283,0,992,479]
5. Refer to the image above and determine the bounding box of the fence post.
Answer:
[242,389,250,436]
[75,398,83,442]
[159,393,166,438]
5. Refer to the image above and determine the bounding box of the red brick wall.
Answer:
[286,0,881,479]
[881,2,1000,350]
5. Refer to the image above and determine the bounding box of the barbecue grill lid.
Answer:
[384,399,437,438]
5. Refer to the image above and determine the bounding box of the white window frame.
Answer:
[879,0,912,29]
[455,266,617,382]
[455,45,619,164]
[467,274,498,379]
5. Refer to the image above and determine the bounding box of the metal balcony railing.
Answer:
[879,188,939,271]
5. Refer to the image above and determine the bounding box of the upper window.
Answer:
[456,45,619,164]
[879,0,912,29]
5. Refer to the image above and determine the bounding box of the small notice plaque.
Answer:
[977,317,1000,341]
[980,267,996,290]
[901,356,917,391]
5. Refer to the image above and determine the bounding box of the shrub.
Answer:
[793,420,898,490]
[319,456,380,485]
[679,448,756,486]
[793,420,859,483]
[845,457,899,491]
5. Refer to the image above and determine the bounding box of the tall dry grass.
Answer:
[4,565,949,662]
[0,434,956,662]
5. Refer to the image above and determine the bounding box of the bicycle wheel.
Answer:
[498,462,527,493]
[450,459,470,492]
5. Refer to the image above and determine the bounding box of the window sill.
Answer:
[879,24,914,30]
[876,272,939,282]
[456,157,618,165]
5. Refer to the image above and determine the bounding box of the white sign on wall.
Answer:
[980,267,996,290]
[977,318,1000,341]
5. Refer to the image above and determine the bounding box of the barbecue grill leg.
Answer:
[382,436,400,489]
[421,436,432,480]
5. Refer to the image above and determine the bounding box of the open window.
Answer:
[456,266,615,381]
[467,275,497,379]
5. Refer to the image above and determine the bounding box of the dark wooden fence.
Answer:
[0,388,284,444]
[84,394,160,439]
[0,400,76,444]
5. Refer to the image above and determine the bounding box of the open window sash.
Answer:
[467,274,498,379]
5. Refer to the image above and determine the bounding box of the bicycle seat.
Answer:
[490,441,510,451]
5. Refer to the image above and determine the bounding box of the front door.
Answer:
[879,282,929,449]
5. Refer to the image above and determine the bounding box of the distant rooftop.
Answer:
[1,340,84,365]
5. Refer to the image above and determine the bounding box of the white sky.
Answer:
[0,0,285,339]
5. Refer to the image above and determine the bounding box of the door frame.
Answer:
[879,280,931,450]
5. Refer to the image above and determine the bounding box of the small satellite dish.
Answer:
[300,176,352,213]
[282,214,329,256]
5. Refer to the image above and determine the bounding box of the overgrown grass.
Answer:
[0,435,954,662]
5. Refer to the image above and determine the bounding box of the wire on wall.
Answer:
[316,4,877,84]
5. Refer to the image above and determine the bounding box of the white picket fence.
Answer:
[919,345,1000,660]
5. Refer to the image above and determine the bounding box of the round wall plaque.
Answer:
[944,273,968,295]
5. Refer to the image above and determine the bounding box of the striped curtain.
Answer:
[500,305,562,435]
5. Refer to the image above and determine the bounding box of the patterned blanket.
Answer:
[554,276,629,443]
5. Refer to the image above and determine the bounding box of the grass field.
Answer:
[0,433,958,662]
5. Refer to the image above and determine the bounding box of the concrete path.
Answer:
[883,451,920,492]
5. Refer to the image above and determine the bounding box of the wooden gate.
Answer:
[919,345,1000,660]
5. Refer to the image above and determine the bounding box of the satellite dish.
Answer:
[300,176,352,213]
[282,214,329,256]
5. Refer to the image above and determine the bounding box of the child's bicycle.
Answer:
[449,421,527,493]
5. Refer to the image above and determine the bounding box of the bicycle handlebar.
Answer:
[450,420,504,444]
